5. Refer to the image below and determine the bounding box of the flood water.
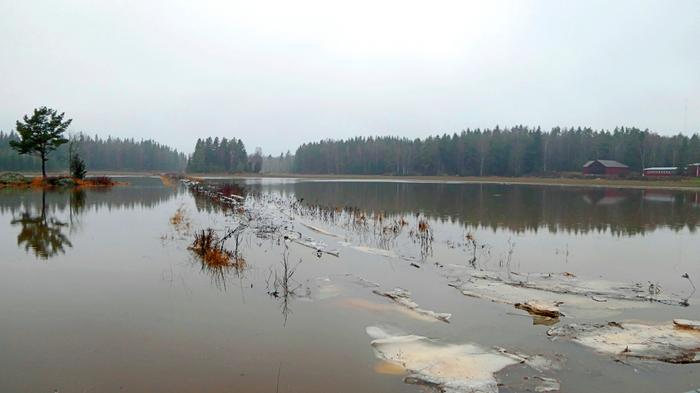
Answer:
[1,176,699,393]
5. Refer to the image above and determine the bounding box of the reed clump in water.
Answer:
[160,175,175,187]
[76,176,118,187]
[169,205,191,232]
[189,229,234,268]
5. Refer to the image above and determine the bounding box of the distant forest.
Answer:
[293,126,700,176]
[186,137,262,173]
[0,132,186,172]
[7,126,700,177]
[261,152,294,174]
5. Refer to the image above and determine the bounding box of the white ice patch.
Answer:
[300,221,341,238]
[366,326,520,393]
[373,288,451,323]
[548,321,700,364]
[448,271,654,319]
[352,246,397,258]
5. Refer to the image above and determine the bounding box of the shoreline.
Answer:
[190,173,700,191]
[0,173,123,189]
[8,171,700,191]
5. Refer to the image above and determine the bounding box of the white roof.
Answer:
[643,167,677,171]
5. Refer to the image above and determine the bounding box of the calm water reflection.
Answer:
[10,190,75,259]
[0,176,181,260]
[244,180,700,236]
[0,177,698,393]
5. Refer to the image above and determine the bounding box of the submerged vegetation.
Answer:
[3,174,697,392]
[159,176,700,391]
[187,227,247,290]
[190,228,235,268]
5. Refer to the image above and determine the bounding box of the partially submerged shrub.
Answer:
[217,183,247,199]
[85,176,114,186]
[189,229,234,267]
[169,205,191,232]
[160,175,176,187]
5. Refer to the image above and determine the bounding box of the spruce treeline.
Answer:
[186,137,255,173]
[293,126,700,176]
[0,132,186,172]
[261,151,294,173]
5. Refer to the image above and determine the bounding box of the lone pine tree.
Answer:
[10,107,72,178]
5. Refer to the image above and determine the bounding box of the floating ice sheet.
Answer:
[366,326,520,393]
[340,298,443,323]
[373,288,451,323]
[300,221,341,238]
[448,271,662,319]
[351,245,397,258]
[547,320,700,364]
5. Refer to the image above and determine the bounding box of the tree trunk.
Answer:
[41,154,47,178]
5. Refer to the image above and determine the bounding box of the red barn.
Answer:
[582,160,630,176]
[687,163,700,177]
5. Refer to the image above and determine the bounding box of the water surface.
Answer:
[1,177,698,393]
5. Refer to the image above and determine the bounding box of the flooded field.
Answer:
[1,176,699,393]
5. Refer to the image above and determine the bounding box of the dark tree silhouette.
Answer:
[11,190,72,259]
[293,126,700,176]
[10,107,72,178]
[0,132,186,172]
[186,137,253,173]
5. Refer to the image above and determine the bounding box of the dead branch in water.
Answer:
[266,246,304,325]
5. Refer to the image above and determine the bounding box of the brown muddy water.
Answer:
[1,176,699,393]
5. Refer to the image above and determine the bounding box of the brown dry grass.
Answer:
[31,177,44,187]
[160,175,175,187]
[418,218,430,233]
[77,176,119,187]
[189,229,234,267]
[169,206,191,232]
[0,176,122,189]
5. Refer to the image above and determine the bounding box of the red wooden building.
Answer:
[687,163,700,177]
[582,160,630,176]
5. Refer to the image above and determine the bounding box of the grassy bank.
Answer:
[0,173,121,189]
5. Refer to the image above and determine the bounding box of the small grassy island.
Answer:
[1,107,120,189]
[0,172,118,189]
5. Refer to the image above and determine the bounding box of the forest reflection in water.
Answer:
[241,180,700,236]
[1,177,700,393]
[2,176,181,260]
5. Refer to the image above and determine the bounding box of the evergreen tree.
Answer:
[0,132,186,172]
[185,137,249,173]
[10,107,71,178]
[292,126,700,176]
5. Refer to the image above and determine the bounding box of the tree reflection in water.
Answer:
[10,190,80,260]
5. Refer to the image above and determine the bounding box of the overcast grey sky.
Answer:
[1,0,698,155]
